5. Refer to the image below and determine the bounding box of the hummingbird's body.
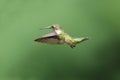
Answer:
[35,24,88,48]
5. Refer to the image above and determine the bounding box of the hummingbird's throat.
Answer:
[55,30,62,34]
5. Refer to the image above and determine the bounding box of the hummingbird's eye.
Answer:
[51,25,55,28]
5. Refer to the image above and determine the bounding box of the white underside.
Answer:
[55,30,62,34]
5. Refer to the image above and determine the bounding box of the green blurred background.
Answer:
[0,0,120,80]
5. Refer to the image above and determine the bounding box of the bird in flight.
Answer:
[35,24,89,48]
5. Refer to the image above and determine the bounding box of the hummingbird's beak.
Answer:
[40,26,51,30]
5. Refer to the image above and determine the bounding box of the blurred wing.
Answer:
[42,32,57,38]
[35,35,64,44]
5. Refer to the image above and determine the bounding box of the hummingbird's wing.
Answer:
[34,32,64,44]
[42,32,57,38]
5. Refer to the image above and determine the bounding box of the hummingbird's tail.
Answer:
[74,37,89,44]
[80,37,89,42]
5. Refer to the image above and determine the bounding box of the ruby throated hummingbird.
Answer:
[35,24,89,48]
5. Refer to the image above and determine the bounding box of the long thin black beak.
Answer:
[40,26,51,30]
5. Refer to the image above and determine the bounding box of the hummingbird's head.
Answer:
[51,24,60,30]
[40,24,60,30]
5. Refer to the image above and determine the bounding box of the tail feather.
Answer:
[80,37,89,42]
[74,37,89,43]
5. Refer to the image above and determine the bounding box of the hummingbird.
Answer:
[35,24,89,48]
